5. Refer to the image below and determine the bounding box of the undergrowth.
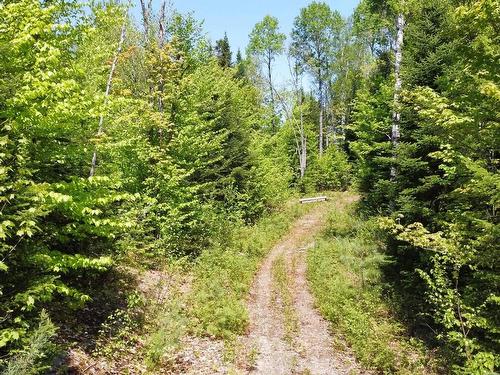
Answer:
[188,200,311,339]
[91,263,189,373]
[2,311,57,375]
[307,201,445,374]
[84,199,312,373]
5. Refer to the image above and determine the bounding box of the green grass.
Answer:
[89,198,312,373]
[307,202,443,374]
[188,200,311,339]
[272,255,299,344]
[144,298,186,370]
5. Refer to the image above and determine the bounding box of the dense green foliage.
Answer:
[308,194,442,373]
[0,0,497,373]
[348,0,499,372]
[0,0,123,355]
[0,0,295,370]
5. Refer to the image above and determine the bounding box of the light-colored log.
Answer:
[299,196,328,204]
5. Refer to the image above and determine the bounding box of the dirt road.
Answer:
[241,195,361,374]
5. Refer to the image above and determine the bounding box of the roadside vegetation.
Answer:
[188,200,310,340]
[70,198,311,373]
[0,0,497,373]
[308,196,445,374]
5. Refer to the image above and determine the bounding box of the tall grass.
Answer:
[307,204,443,374]
[188,201,311,339]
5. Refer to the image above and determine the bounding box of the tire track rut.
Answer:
[241,195,362,374]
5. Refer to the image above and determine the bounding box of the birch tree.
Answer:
[390,11,405,179]
[90,22,126,177]
[139,0,153,39]
[247,15,286,132]
[290,60,308,179]
[291,2,344,155]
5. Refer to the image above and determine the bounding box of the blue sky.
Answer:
[134,1,360,85]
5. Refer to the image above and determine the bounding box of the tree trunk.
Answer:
[318,76,324,156]
[140,0,155,107]
[267,51,275,133]
[89,23,126,177]
[157,0,167,144]
[140,0,152,38]
[340,113,346,144]
[390,12,405,180]
[299,93,307,179]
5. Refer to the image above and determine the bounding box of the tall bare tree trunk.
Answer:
[157,1,167,144]
[340,113,346,143]
[299,91,307,178]
[158,3,167,113]
[318,75,324,156]
[90,23,126,177]
[267,52,276,133]
[140,0,152,38]
[140,0,155,108]
[286,57,307,179]
[390,12,405,180]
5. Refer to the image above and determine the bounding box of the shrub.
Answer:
[2,310,57,375]
[303,146,352,192]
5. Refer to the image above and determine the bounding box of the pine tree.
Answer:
[234,49,247,80]
[215,32,232,68]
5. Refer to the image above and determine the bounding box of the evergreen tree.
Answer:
[215,32,232,68]
[234,49,247,80]
[350,0,499,370]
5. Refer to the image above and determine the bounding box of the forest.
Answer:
[0,0,498,374]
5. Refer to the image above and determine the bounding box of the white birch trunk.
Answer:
[284,56,308,179]
[299,94,307,179]
[157,1,167,144]
[89,23,126,177]
[340,113,346,144]
[140,0,152,38]
[390,12,405,180]
[319,78,324,156]
[267,51,276,132]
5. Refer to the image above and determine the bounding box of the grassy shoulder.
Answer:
[307,195,444,374]
[63,197,313,373]
[188,198,312,339]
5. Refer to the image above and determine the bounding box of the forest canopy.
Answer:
[0,0,498,373]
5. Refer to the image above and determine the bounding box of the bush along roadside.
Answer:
[87,198,313,373]
[307,200,446,374]
[187,199,312,340]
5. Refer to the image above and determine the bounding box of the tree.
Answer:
[291,2,344,155]
[247,15,286,132]
[234,49,247,80]
[215,33,232,68]
[390,9,405,180]
[90,22,127,177]
[0,0,131,358]
[351,0,500,371]
[0,0,283,370]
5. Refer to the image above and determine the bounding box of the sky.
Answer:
[133,0,360,86]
